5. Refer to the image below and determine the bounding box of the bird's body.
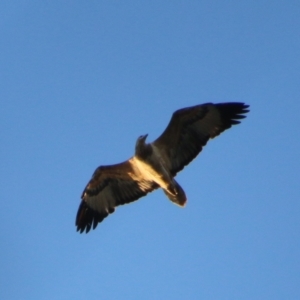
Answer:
[76,102,249,233]
[134,142,187,206]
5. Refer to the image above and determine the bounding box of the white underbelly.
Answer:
[132,156,171,189]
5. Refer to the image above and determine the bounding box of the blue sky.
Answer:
[1,1,299,299]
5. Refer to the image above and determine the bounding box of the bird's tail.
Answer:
[163,180,187,207]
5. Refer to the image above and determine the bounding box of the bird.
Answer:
[76,102,249,233]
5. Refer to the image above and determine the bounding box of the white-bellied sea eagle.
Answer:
[76,102,249,233]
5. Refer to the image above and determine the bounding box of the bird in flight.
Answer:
[76,102,249,233]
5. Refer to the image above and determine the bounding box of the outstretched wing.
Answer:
[152,102,249,175]
[76,159,158,233]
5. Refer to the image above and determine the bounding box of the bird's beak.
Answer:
[143,134,148,141]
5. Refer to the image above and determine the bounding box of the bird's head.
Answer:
[136,134,148,146]
[135,134,149,158]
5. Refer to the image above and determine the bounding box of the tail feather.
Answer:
[163,180,187,207]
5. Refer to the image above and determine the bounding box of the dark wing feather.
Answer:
[76,159,158,233]
[152,102,249,175]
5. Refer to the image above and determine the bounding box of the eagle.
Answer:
[76,102,249,233]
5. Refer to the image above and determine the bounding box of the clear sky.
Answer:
[1,1,299,299]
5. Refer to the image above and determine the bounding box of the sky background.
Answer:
[1,1,300,299]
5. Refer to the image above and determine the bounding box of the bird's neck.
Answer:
[135,142,153,160]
